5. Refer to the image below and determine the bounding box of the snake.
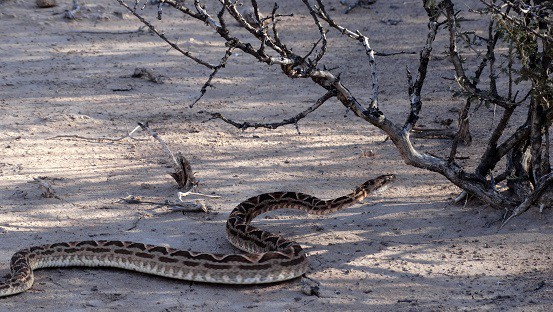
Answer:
[0,174,394,297]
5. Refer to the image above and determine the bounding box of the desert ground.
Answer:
[0,0,551,311]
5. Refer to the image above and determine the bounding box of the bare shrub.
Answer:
[116,0,552,222]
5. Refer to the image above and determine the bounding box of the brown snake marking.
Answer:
[0,174,395,297]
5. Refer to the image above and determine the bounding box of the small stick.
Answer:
[137,122,198,190]
[375,51,417,56]
[126,212,145,231]
[191,47,234,107]
[29,177,87,209]
[410,127,457,139]
[115,0,216,69]
[47,125,145,142]
[453,191,466,203]
[68,28,145,35]
[177,191,220,201]
[359,32,378,108]
[137,122,178,167]
[120,195,208,213]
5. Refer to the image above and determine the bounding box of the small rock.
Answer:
[113,11,128,19]
[84,300,103,308]
[300,277,321,297]
[9,190,28,200]
[301,283,320,296]
[36,0,56,8]
[140,183,154,189]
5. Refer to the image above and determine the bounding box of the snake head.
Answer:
[371,174,395,192]
[357,174,396,194]
[377,174,396,186]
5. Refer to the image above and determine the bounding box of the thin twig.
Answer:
[448,98,472,162]
[68,28,146,35]
[410,127,457,139]
[137,122,198,190]
[375,51,417,56]
[194,0,222,30]
[301,0,327,68]
[444,0,517,109]
[210,90,336,131]
[191,46,234,107]
[359,31,378,108]
[453,190,468,204]
[116,0,217,69]
[403,19,439,134]
[47,125,145,142]
[479,0,552,44]
[137,121,178,167]
[119,195,208,213]
[177,191,220,200]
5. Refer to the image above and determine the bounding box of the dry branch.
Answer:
[191,47,234,107]
[211,90,336,132]
[137,122,197,190]
[410,127,457,140]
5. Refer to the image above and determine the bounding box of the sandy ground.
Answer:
[0,0,552,311]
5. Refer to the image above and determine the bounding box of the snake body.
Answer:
[0,174,394,297]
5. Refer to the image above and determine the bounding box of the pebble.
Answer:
[36,0,56,8]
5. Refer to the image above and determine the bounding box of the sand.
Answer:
[0,0,551,311]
